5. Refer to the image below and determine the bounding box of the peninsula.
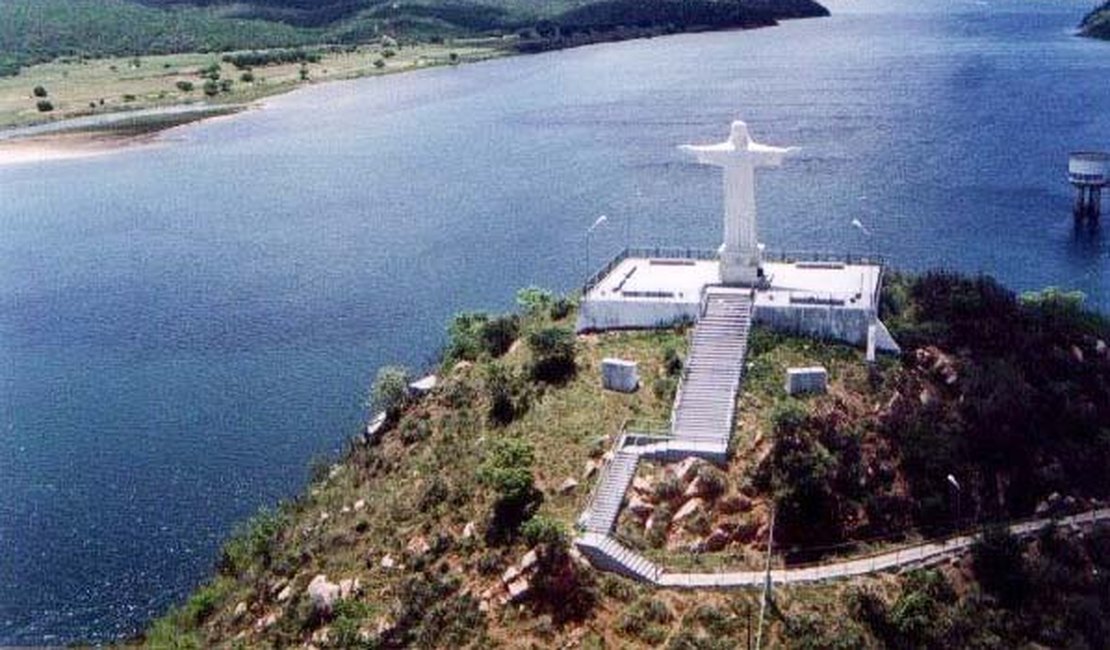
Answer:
[146,122,1110,648]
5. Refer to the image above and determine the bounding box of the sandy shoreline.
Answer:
[0,131,163,166]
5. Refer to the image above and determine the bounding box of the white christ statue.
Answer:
[680,121,797,286]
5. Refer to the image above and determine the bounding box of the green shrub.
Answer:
[176,80,195,92]
[484,362,529,426]
[663,344,683,376]
[527,326,576,383]
[516,286,554,318]
[32,85,47,97]
[478,437,535,505]
[202,79,219,96]
[35,100,53,112]
[382,48,397,58]
[652,376,677,402]
[521,515,566,547]
[771,398,808,434]
[369,365,410,418]
[373,58,386,69]
[218,507,286,576]
[240,71,254,83]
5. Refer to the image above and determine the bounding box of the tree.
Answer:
[527,326,576,383]
[32,85,47,97]
[516,286,554,318]
[203,79,219,96]
[369,365,410,418]
[298,63,309,81]
[479,437,540,540]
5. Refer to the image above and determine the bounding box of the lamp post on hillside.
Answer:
[585,214,608,277]
[947,473,962,528]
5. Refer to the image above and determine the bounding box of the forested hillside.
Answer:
[0,0,828,77]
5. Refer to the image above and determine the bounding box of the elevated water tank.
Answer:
[1069,151,1109,187]
[1069,151,1108,221]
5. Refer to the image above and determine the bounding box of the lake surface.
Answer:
[2,0,1108,642]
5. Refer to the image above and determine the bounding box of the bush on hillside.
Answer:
[369,365,410,418]
[527,326,576,383]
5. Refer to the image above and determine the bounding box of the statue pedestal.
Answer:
[719,246,761,286]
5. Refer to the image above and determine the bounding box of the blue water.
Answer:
[2,0,1108,642]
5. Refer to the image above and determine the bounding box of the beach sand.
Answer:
[0,131,164,166]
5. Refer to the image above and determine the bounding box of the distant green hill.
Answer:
[0,0,316,75]
[1080,1,1110,39]
[0,0,828,77]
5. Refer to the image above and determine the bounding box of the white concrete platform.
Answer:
[577,254,898,352]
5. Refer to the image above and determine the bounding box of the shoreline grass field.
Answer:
[0,40,504,164]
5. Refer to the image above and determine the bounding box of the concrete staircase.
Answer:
[582,450,639,533]
[576,532,661,582]
[574,289,755,582]
[671,290,753,453]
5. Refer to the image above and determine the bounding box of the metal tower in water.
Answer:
[1069,151,1109,222]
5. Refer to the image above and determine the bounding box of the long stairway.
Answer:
[583,450,639,533]
[671,290,753,452]
[575,288,754,582]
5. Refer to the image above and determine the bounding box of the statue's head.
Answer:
[729,121,751,147]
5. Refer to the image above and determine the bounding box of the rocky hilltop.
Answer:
[147,274,1110,648]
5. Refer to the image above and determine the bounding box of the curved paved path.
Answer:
[580,507,1110,588]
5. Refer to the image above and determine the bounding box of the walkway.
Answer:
[587,508,1110,588]
[574,288,1110,588]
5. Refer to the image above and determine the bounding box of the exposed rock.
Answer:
[704,528,730,551]
[520,548,539,571]
[674,458,702,483]
[507,576,531,602]
[233,601,247,618]
[583,460,599,480]
[479,599,491,613]
[628,495,655,518]
[673,497,705,524]
[380,554,396,570]
[462,521,476,540]
[340,505,351,514]
[684,476,708,498]
[558,478,579,494]
[919,385,939,407]
[338,578,361,599]
[307,574,340,617]
[328,465,343,481]
[632,477,653,496]
[276,584,293,603]
[569,545,589,568]
[1072,345,1086,364]
[353,499,366,512]
[311,626,331,645]
[501,564,523,585]
[1097,340,1107,357]
[718,493,752,514]
[269,579,288,598]
[406,535,430,556]
[254,610,281,632]
[319,511,330,523]
[452,360,473,374]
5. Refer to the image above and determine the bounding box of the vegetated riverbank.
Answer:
[145,273,1110,648]
[0,0,828,151]
[1079,1,1110,38]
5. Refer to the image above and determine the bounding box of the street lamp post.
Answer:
[585,214,608,277]
[947,473,962,527]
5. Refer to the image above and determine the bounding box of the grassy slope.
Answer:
[1080,1,1110,38]
[148,273,1110,648]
